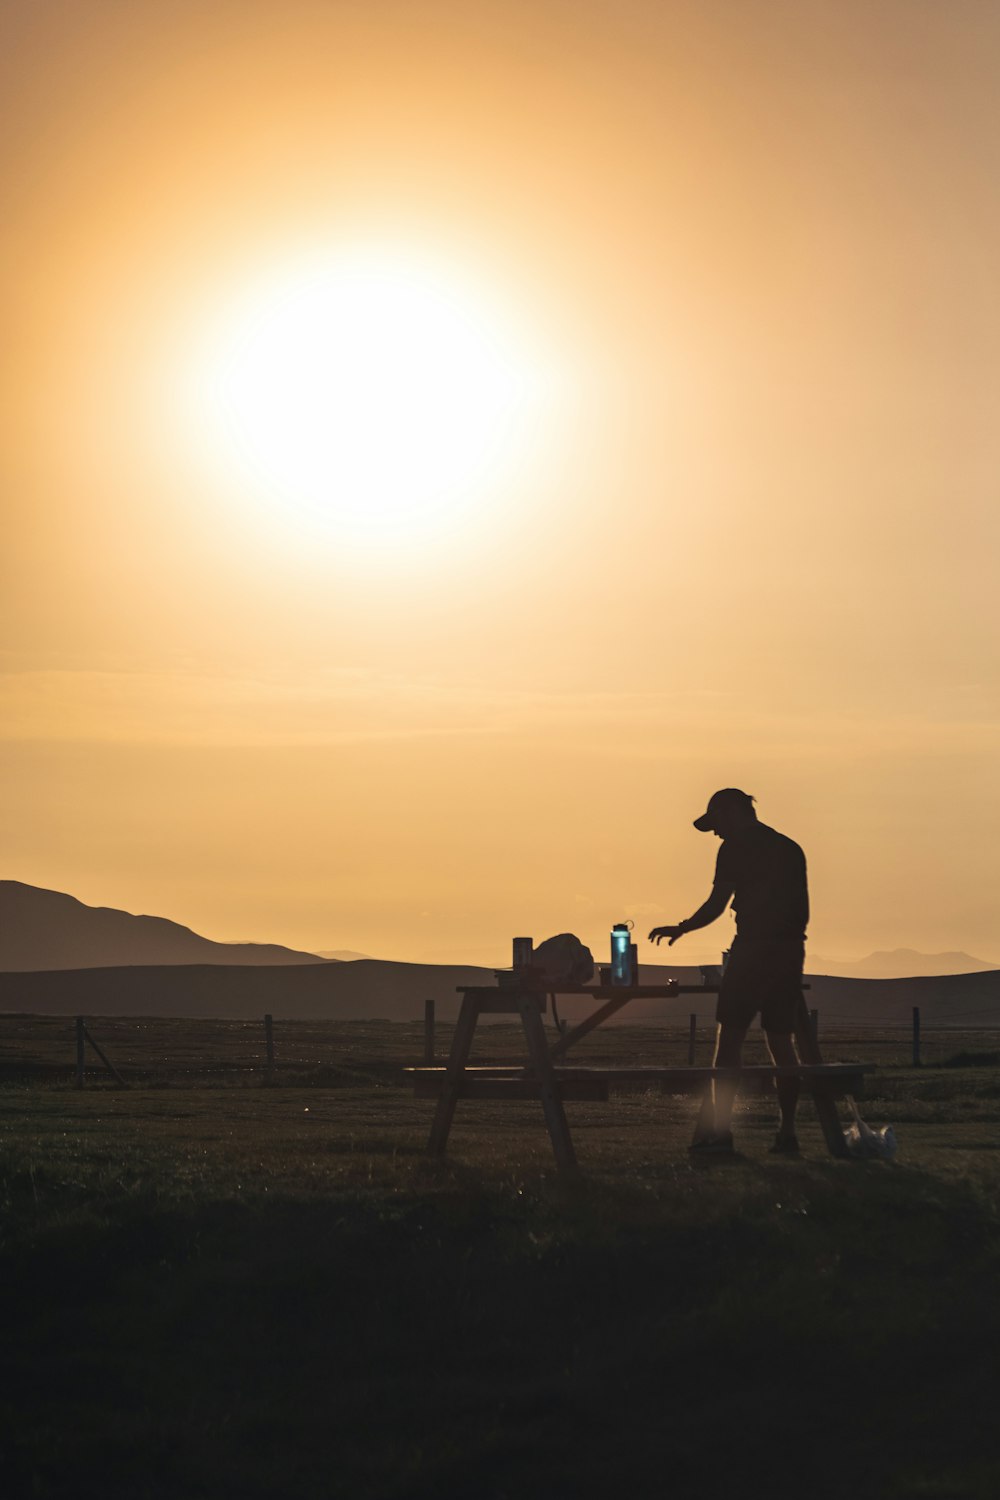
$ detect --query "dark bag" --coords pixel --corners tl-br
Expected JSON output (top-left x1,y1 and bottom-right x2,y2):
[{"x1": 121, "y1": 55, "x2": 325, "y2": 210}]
[{"x1": 530, "y1": 933, "x2": 595, "y2": 987}]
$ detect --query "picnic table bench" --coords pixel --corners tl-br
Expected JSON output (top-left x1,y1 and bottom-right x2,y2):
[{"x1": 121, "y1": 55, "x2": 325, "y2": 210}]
[{"x1": 406, "y1": 978, "x2": 873, "y2": 1171}]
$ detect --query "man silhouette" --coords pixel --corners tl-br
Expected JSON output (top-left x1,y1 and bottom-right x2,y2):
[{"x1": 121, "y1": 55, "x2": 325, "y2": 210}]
[{"x1": 649, "y1": 789, "x2": 808, "y2": 1156}]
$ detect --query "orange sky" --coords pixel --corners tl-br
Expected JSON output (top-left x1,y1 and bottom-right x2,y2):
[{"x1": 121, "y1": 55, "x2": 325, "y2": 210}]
[{"x1": 2, "y1": 0, "x2": 998, "y2": 964}]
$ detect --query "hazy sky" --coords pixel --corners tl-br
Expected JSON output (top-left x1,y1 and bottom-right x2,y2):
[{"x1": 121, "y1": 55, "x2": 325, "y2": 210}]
[{"x1": 3, "y1": 0, "x2": 998, "y2": 964}]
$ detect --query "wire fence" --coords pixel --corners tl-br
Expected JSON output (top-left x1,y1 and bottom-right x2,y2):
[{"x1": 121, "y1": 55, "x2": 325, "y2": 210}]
[{"x1": 2, "y1": 1008, "x2": 999, "y2": 1087}]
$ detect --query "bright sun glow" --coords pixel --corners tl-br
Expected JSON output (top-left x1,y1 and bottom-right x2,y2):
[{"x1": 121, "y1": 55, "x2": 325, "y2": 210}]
[{"x1": 187, "y1": 246, "x2": 551, "y2": 554}]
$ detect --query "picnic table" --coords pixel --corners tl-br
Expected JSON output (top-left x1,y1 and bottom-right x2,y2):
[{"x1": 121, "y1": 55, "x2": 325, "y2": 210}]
[{"x1": 406, "y1": 977, "x2": 872, "y2": 1171}]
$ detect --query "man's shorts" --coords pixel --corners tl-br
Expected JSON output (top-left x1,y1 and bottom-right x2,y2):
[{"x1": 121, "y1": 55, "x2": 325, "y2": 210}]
[{"x1": 716, "y1": 938, "x2": 806, "y2": 1034}]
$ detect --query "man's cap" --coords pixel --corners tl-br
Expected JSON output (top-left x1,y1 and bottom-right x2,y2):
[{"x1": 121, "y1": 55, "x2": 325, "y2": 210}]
[{"x1": 693, "y1": 788, "x2": 756, "y2": 832}]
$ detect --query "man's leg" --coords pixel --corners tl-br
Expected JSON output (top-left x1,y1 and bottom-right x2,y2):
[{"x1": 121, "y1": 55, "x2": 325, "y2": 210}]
[
  {"x1": 711, "y1": 1023, "x2": 748, "y2": 1138},
  {"x1": 765, "y1": 1029, "x2": 800, "y2": 1144}
]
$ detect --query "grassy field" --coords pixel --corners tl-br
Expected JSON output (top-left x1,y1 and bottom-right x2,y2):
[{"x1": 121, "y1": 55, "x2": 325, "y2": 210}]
[{"x1": 2, "y1": 1018, "x2": 1000, "y2": 1499}]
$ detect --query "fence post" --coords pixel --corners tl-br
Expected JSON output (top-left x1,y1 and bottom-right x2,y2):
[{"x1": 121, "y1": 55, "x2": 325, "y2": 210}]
[
  {"x1": 688, "y1": 1014, "x2": 697, "y2": 1066},
  {"x1": 76, "y1": 1016, "x2": 85, "y2": 1089},
  {"x1": 810, "y1": 1008, "x2": 819, "y2": 1045},
  {"x1": 82, "y1": 1024, "x2": 127, "y2": 1086},
  {"x1": 912, "y1": 1006, "x2": 921, "y2": 1068},
  {"x1": 264, "y1": 1014, "x2": 275, "y2": 1083},
  {"x1": 424, "y1": 999, "x2": 435, "y2": 1064}
]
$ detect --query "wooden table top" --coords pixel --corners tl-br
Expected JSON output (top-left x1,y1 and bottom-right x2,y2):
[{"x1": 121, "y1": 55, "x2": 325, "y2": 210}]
[{"x1": 457, "y1": 982, "x2": 715, "y2": 999}]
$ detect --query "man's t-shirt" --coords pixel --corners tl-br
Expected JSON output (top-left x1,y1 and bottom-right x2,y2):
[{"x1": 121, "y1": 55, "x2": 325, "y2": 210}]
[{"x1": 713, "y1": 822, "x2": 809, "y2": 942}]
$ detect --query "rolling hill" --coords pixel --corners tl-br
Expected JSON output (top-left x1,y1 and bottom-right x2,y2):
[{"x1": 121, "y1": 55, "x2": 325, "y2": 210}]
[
  {"x1": 808, "y1": 948, "x2": 998, "y2": 979},
  {"x1": 1, "y1": 957, "x2": 997, "y2": 1028},
  {"x1": 0, "y1": 882, "x2": 328, "y2": 971}
]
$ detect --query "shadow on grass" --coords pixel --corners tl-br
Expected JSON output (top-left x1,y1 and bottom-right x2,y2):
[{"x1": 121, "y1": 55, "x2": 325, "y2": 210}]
[{"x1": 2, "y1": 1156, "x2": 1000, "y2": 1499}]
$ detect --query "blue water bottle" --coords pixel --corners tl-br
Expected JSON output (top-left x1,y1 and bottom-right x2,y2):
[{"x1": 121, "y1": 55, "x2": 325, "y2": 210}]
[{"x1": 611, "y1": 923, "x2": 632, "y2": 986}]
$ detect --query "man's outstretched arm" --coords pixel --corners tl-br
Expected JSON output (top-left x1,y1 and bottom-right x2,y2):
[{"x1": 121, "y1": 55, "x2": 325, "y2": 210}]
[{"x1": 648, "y1": 883, "x2": 734, "y2": 946}]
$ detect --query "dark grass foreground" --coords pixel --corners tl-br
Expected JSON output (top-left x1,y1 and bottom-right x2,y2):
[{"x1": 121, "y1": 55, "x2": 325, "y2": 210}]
[{"x1": 3, "y1": 1115, "x2": 1000, "y2": 1500}]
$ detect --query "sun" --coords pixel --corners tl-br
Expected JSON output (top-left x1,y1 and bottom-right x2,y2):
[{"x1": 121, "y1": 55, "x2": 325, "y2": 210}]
[{"x1": 186, "y1": 245, "x2": 548, "y2": 554}]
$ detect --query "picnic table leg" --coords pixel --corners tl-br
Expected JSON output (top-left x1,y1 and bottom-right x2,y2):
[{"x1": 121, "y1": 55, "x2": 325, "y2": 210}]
[
  {"x1": 807, "y1": 1082, "x2": 850, "y2": 1158},
  {"x1": 793, "y1": 993, "x2": 849, "y2": 1159},
  {"x1": 427, "y1": 993, "x2": 480, "y2": 1156},
  {"x1": 518, "y1": 994, "x2": 577, "y2": 1173}
]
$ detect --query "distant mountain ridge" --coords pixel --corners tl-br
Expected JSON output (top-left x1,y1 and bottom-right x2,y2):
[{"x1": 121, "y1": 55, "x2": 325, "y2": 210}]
[
  {"x1": 5, "y1": 879, "x2": 996, "y2": 989},
  {"x1": 809, "y1": 948, "x2": 997, "y2": 979},
  {"x1": 0, "y1": 882, "x2": 328, "y2": 971}
]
